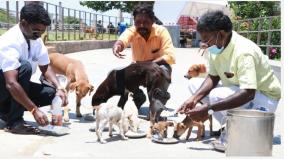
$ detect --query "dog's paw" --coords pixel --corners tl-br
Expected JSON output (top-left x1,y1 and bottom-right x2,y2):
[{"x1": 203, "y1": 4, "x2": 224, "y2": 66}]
[
  {"x1": 146, "y1": 133, "x2": 152, "y2": 138},
  {"x1": 194, "y1": 138, "x2": 201, "y2": 141},
  {"x1": 63, "y1": 116, "x2": 70, "y2": 122},
  {"x1": 76, "y1": 113, "x2": 83, "y2": 118},
  {"x1": 121, "y1": 135, "x2": 128, "y2": 140}
]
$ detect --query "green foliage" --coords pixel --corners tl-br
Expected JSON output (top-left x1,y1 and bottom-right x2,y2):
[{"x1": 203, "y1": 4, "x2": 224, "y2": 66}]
[
  {"x1": 79, "y1": 1, "x2": 154, "y2": 13},
  {"x1": 229, "y1": 1, "x2": 280, "y2": 19},
  {"x1": 64, "y1": 17, "x2": 80, "y2": 24},
  {"x1": 0, "y1": 9, "x2": 16, "y2": 23},
  {"x1": 229, "y1": 1, "x2": 281, "y2": 60}
]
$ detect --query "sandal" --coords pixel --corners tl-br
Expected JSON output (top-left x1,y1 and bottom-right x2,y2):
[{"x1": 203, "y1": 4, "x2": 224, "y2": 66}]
[{"x1": 5, "y1": 122, "x2": 40, "y2": 135}]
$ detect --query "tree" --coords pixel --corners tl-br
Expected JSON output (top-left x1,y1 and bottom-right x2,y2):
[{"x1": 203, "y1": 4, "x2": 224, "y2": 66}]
[
  {"x1": 229, "y1": 1, "x2": 280, "y2": 19},
  {"x1": 79, "y1": 1, "x2": 163, "y2": 24},
  {"x1": 64, "y1": 17, "x2": 80, "y2": 24},
  {"x1": 79, "y1": 1, "x2": 154, "y2": 13}
]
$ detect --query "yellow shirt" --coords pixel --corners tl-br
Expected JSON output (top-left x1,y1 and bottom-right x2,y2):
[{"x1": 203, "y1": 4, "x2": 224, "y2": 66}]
[
  {"x1": 118, "y1": 24, "x2": 175, "y2": 65},
  {"x1": 209, "y1": 31, "x2": 281, "y2": 100}
]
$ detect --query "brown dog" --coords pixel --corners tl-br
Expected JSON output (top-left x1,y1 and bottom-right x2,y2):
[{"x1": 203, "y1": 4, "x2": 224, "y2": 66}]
[
  {"x1": 49, "y1": 53, "x2": 94, "y2": 120},
  {"x1": 152, "y1": 121, "x2": 174, "y2": 139},
  {"x1": 173, "y1": 115, "x2": 213, "y2": 141},
  {"x1": 184, "y1": 64, "x2": 207, "y2": 79}
]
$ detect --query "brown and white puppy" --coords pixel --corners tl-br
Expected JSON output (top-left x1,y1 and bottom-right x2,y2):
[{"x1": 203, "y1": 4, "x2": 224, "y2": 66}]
[
  {"x1": 95, "y1": 103, "x2": 128, "y2": 144},
  {"x1": 152, "y1": 121, "x2": 174, "y2": 140},
  {"x1": 173, "y1": 115, "x2": 213, "y2": 141},
  {"x1": 49, "y1": 53, "x2": 94, "y2": 121},
  {"x1": 184, "y1": 64, "x2": 207, "y2": 79}
]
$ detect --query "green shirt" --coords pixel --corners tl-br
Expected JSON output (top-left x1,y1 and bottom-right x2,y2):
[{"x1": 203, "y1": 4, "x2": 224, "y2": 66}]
[{"x1": 209, "y1": 31, "x2": 281, "y2": 100}]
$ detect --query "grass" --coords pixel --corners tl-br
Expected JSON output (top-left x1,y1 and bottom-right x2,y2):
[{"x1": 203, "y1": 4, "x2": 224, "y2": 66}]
[{"x1": 0, "y1": 28, "x2": 118, "y2": 41}]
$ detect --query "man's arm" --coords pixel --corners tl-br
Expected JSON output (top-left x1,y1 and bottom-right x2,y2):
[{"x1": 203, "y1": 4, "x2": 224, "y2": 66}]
[
  {"x1": 4, "y1": 70, "x2": 37, "y2": 112},
  {"x1": 185, "y1": 89, "x2": 256, "y2": 121},
  {"x1": 39, "y1": 64, "x2": 60, "y2": 89},
  {"x1": 4, "y1": 70, "x2": 49, "y2": 126},
  {"x1": 207, "y1": 89, "x2": 255, "y2": 111},
  {"x1": 192, "y1": 74, "x2": 220, "y2": 104},
  {"x1": 178, "y1": 74, "x2": 220, "y2": 113},
  {"x1": 39, "y1": 64, "x2": 67, "y2": 105},
  {"x1": 112, "y1": 40, "x2": 125, "y2": 58}
]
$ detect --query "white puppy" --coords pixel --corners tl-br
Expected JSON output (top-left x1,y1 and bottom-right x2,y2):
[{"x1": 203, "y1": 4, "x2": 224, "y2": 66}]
[
  {"x1": 123, "y1": 94, "x2": 141, "y2": 132},
  {"x1": 95, "y1": 103, "x2": 128, "y2": 144}
]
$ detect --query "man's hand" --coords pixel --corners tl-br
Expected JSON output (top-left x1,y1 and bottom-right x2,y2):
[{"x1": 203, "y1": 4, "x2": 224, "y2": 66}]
[
  {"x1": 184, "y1": 104, "x2": 209, "y2": 122},
  {"x1": 176, "y1": 96, "x2": 197, "y2": 114},
  {"x1": 56, "y1": 89, "x2": 68, "y2": 106},
  {"x1": 33, "y1": 108, "x2": 49, "y2": 126},
  {"x1": 112, "y1": 41, "x2": 125, "y2": 59}
]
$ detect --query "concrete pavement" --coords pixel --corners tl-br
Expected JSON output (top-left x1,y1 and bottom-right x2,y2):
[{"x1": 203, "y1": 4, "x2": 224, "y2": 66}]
[{"x1": 0, "y1": 48, "x2": 282, "y2": 158}]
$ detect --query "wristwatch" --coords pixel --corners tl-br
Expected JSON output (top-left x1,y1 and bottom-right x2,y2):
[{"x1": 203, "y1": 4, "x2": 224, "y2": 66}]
[{"x1": 207, "y1": 105, "x2": 214, "y2": 115}]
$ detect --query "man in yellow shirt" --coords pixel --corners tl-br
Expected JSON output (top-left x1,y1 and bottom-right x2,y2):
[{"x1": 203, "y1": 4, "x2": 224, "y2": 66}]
[
  {"x1": 113, "y1": 4, "x2": 175, "y2": 109},
  {"x1": 177, "y1": 10, "x2": 280, "y2": 150}
]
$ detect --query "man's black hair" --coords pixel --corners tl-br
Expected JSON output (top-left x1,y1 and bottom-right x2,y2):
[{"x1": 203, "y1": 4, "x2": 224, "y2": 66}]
[
  {"x1": 20, "y1": 3, "x2": 51, "y2": 25},
  {"x1": 197, "y1": 10, "x2": 232, "y2": 32},
  {"x1": 133, "y1": 4, "x2": 155, "y2": 21}
]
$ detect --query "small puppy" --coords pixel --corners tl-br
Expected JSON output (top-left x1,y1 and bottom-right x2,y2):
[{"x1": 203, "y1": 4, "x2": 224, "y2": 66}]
[
  {"x1": 173, "y1": 115, "x2": 212, "y2": 141},
  {"x1": 95, "y1": 103, "x2": 128, "y2": 144},
  {"x1": 152, "y1": 121, "x2": 174, "y2": 140},
  {"x1": 123, "y1": 94, "x2": 141, "y2": 132},
  {"x1": 184, "y1": 64, "x2": 207, "y2": 79}
]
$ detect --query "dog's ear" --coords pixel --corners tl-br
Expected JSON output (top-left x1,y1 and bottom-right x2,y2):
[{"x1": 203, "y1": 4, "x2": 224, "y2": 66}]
[
  {"x1": 69, "y1": 82, "x2": 78, "y2": 92},
  {"x1": 88, "y1": 84, "x2": 94, "y2": 96},
  {"x1": 193, "y1": 65, "x2": 200, "y2": 71}
]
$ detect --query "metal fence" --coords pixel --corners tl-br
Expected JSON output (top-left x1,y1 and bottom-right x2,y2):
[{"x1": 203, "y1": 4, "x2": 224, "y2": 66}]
[
  {"x1": 233, "y1": 16, "x2": 281, "y2": 58},
  {"x1": 0, "y1": 1, "x2": 133, "y2": 42},
  {"x1": 175, "y1": 15, "x2": 281, "y2": 59}
]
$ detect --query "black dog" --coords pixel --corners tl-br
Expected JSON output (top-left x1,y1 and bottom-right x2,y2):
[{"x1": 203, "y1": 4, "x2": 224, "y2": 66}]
[{"x1": 92, "y1": 61, "x2": 171, "y2": 125}]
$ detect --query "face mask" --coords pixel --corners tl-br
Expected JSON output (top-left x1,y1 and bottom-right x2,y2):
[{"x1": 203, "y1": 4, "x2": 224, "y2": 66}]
[
  {"x1": 208, "y1": 45, "x2": 224, "y2": 55},
  {"x1": 207, "y1": 32, "x2": 224, "y2": 55}
]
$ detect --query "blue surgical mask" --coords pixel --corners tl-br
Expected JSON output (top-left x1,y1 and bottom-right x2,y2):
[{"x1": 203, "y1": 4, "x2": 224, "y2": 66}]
[
  {"x1": 208, "y1": 45, "x2": 224, "y2": 55},
  {"x1": 207, "y1": 32, "x2": 224, "y2": 55}
]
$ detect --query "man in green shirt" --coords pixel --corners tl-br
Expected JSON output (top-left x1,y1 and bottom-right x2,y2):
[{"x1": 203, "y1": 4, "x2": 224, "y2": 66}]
[{"x1": 178, "y1": 10, "x2": 280, "y2": 131}]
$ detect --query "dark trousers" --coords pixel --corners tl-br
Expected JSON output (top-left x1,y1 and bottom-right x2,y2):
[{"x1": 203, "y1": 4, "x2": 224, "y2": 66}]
[{"x1": 0, "y1": 60, "x2": 56, "y2": 127}]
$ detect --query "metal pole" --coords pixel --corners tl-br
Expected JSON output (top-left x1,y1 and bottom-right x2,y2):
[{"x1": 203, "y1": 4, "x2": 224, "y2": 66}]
[
  {"x1": 84, "y1": 11, "x2": 87, "y2": 39},
  {"x1": 62, "y1": 7, "x2": 64, "y2": 40},
  {"x1": 102, "y1": 15, "x2": 104, "y2": 40},
  {"x1": 89, "y1": 12, "x2": 91, "y2": 39},
  {"x1": 68, "y1": 8, "x2": 70, "y2": 40},
  {"x1": 6, "y1": 1, "x2": 10, "y2": 29},
  {"x1": 16, "y1": 1, "x2": 19, "y2": 23},
  {"x1": 108, "y1": 16, "x2": 111, "y2": 40},
  {"x1": 74, "y1": 10, "x2": 76, "y2": 40},
  {"x1": 79, "y1": 11, "x2": 81, "y2": 40},
  {"x1": 46, "y1": 3, "x2": 49, "y2": 41},
  {"x1": 55, "y1": 5, "x2": 58, "y2": 41}
]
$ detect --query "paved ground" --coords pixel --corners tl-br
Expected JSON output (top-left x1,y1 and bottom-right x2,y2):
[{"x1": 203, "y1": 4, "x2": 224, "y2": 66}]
[{"x1": 0, "y1": 48, "x2": 283, "y2": 158}]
